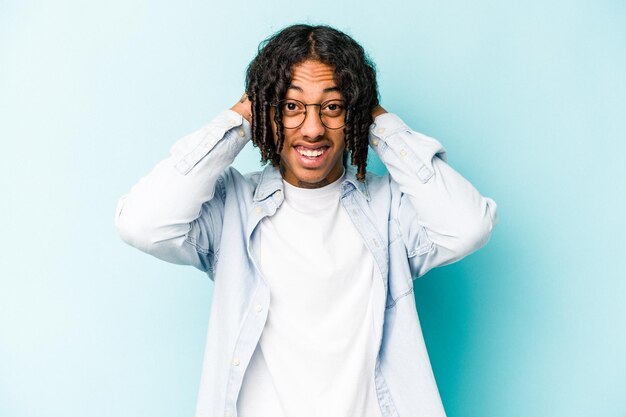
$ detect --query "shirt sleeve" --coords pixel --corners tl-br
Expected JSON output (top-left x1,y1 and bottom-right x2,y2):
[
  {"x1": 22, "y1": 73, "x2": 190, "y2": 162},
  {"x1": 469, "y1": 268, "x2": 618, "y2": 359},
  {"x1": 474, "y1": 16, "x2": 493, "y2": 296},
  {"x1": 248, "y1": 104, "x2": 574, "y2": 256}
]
[
  {"x1": 115, "y1": 110, "x2": 251, "y2": 275},
  {"x1": 369, "y1": 113, "x2": 498, "y2": 278}
]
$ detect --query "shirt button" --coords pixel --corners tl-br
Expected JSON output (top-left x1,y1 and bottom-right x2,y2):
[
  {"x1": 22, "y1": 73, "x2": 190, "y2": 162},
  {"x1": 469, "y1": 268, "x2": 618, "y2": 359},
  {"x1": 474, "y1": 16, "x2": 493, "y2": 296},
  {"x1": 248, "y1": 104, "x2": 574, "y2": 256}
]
[
  {"x1": 228, "y1": 119, "x2": 237, "y2": 126},
  {"x1": 232, "y1": 358, "x2": 240, "y2": 366},
  {"x1": 376, "y1": 128, "x2": 385, "y2": 134},
  {"x1": 372, "y1": 139, "x2": 379, "y2": 146},
  {"x1": 255, "y1": 304, "x2": 263, "y2": 313},
  {"x1": 225, "y1": 413, "x2": 232, "y2": 417},
  {"x1": 274, "y1": 190, "x2": 282, "y2": 199},
  {"x1": 400, "y1": 149, "x2": 407, "y2": 157},
  {"x1": 255, "y1": 207, "x2": 261, "y2": 214},
  {"x1": 238, "y1": 128, "x2": 245, "y2": 137}
]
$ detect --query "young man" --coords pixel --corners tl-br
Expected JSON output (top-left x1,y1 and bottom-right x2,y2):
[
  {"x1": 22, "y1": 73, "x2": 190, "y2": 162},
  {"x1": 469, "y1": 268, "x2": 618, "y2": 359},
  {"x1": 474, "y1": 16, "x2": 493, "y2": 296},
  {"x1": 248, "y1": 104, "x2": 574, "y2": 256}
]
[{"x1": 116, "y1": 24, "x2": 497, "y2": 417}]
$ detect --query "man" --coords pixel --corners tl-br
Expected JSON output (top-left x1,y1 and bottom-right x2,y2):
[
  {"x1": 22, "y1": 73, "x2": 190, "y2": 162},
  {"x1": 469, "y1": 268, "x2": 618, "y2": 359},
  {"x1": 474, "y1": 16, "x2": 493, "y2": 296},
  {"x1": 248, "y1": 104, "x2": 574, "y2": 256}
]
[{"x1": 116, "y1": 24, "x2": 497, "y2": 417}]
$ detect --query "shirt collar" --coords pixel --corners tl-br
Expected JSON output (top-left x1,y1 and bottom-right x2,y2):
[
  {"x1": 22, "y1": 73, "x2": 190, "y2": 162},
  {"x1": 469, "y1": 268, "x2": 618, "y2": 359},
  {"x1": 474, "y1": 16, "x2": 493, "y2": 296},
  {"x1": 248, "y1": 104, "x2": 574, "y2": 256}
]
[
  {"x1": 253, "y1": 164, "x2": 370, "y2": 202},
  {"x1": 341, "y1": 164, "x2": 371, "y2": 201}
]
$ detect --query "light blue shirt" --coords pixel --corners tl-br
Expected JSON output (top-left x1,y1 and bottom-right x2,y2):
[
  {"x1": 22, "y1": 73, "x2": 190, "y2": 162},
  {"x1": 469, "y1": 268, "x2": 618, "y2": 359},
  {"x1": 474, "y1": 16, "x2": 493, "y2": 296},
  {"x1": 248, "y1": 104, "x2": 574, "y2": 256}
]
[{"x1": 115, "y1": 110, "x2": 498, "y2": 417}]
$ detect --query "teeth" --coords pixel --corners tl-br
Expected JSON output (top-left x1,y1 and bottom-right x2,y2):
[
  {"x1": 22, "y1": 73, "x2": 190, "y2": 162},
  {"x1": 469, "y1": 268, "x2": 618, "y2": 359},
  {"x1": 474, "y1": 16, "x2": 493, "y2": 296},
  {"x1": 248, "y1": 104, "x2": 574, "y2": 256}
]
[{"x1": 297, "y1": 147, "x2": 324, "y2": 157}]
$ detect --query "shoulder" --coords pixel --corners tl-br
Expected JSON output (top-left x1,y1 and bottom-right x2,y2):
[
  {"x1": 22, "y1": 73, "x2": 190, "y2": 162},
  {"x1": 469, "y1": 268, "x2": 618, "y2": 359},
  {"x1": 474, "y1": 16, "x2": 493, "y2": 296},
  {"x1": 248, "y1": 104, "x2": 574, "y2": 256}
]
[
  {"x1": 212, "y1": 167, "x2": 263, "y2": 202},
  {"x1": 242, "y1": 169, "x2": 264, "y2": 187},
  {"x1": 343, "y1": 165, "x2": 393, "y2": 203},
  {"x1": 363, "y1": 169, "x2": 388, "y2": 188}
]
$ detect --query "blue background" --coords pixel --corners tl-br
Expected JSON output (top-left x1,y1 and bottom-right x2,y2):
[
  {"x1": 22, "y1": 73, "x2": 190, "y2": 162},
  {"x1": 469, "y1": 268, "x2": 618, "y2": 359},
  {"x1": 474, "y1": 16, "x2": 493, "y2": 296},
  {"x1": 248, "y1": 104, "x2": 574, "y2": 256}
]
[{"x1": 1, "y1": 1, "x2": 625, "y2": 416}]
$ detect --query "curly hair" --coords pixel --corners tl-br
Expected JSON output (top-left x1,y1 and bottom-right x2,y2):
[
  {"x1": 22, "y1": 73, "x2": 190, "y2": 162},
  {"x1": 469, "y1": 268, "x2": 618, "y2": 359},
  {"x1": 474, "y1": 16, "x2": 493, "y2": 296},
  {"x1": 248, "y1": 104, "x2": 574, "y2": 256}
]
[{"x1": 245, "y1": 24, "x2": 379, "y2": 181}]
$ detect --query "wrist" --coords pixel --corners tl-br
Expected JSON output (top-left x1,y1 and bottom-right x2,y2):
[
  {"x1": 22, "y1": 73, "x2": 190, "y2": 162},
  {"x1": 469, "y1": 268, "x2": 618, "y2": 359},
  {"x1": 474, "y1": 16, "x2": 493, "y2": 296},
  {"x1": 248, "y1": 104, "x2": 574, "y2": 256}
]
[
  {"x1": 371, "y1": 105, "x2": 388, "y2": 120},
  {"x1": 230, "y1": 93, "x2": 252, "y2": 124}
]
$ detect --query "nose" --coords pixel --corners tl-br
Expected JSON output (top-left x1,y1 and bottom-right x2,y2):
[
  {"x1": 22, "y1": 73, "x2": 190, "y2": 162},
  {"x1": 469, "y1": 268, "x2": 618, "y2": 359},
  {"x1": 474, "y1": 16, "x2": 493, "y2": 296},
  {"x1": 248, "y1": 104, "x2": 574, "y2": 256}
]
[{"x1": 299, "y1": 109, "x2": 326, "y2": 139}]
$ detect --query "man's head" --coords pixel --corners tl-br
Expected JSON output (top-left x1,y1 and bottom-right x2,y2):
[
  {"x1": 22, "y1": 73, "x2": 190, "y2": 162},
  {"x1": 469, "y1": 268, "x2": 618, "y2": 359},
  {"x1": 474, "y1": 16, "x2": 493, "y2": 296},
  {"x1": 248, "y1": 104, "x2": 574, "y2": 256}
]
[{"x1": 245, "y1": 24, "x2": 379, "y2": 185}]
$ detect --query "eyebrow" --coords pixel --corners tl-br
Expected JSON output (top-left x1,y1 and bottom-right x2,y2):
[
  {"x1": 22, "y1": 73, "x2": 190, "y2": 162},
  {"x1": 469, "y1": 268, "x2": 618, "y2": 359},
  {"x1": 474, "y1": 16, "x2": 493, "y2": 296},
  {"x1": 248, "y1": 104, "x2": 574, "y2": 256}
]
[{"x1": 287, "y1": 85, "x2": 341, "y2": 93}]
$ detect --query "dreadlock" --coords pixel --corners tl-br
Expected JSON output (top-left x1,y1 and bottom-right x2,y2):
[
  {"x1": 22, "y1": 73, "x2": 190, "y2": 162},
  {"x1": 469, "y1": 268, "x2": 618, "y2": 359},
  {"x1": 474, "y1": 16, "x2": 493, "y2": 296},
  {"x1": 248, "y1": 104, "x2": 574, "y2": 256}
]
[{"x1": 245, "y1": 24, "x2": 379, "y2": 181}]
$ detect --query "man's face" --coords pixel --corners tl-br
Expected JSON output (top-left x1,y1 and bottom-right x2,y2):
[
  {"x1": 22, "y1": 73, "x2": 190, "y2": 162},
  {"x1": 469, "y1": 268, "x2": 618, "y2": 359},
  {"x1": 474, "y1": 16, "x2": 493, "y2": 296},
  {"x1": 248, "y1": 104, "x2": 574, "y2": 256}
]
[{"x1": 272, "y1": 59, "x2": 346, "y2": 188}]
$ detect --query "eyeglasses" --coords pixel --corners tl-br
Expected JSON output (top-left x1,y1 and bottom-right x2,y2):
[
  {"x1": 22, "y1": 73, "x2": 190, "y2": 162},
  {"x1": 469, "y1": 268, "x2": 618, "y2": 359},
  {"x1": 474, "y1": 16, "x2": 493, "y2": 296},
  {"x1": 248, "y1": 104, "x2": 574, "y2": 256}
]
[{"x1": 270, "y1": 99, "x2": 347, "y2": 130}]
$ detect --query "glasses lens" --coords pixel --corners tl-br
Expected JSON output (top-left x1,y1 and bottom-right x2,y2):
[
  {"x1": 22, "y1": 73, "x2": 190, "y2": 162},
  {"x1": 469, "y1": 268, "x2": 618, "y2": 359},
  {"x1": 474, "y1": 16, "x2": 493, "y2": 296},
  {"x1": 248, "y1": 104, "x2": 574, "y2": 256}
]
[
  {"x1": 279, "y1": 100, "x2": 306, "y2": 129},
  {"x1": 320, "y1": 100, "x2": 346, "y2": 129}
]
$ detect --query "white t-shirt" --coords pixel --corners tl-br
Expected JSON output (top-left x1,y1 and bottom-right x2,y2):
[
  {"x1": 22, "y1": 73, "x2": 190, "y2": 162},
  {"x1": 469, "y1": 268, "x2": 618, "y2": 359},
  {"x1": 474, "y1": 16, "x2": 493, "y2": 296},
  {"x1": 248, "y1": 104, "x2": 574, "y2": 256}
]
[{"x1": 237, "y1": 172, "x2": 383, "y2": 417}]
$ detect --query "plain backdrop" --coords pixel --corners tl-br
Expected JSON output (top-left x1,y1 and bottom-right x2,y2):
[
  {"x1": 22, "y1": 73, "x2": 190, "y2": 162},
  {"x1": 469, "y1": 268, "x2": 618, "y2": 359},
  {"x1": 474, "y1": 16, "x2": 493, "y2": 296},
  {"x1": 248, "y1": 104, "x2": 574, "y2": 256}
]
[{"x1": 1, "y1": 1, "x2": 625, "y2": 416}]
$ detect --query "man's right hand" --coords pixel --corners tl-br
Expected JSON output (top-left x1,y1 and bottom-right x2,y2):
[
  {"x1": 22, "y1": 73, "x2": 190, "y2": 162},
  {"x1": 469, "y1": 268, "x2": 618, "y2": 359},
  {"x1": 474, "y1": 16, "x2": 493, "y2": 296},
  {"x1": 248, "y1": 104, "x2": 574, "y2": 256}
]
[{"x1": 230, "y1": 93, "x2": 252, "y2": 125}]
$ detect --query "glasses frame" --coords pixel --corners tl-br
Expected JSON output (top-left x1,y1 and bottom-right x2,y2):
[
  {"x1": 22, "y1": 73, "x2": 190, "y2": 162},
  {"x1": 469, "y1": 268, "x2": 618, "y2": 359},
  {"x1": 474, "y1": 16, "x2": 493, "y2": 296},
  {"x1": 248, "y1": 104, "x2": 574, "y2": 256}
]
[{"x1": 269, "y1": 98, "x2": 348, "y2": 130}]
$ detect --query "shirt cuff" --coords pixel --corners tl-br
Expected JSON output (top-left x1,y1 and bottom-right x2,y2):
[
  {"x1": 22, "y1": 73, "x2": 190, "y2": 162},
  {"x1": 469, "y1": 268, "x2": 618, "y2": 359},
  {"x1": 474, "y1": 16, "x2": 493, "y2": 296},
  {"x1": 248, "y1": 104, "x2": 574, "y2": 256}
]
[
  {"x1": 171, "y1": 110, "x2": 251, "y2": 175},
  {"x1": 368, "y1": 113, "x2": 448, "y2": 183}
]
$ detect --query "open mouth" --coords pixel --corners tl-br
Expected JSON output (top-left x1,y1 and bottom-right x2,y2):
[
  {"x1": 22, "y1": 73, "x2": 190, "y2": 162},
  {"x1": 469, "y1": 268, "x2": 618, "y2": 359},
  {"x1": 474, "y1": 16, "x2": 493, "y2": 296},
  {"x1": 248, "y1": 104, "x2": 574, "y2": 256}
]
[{"x1": 295, "y1": 145, "x2": 329, "y2": 159}]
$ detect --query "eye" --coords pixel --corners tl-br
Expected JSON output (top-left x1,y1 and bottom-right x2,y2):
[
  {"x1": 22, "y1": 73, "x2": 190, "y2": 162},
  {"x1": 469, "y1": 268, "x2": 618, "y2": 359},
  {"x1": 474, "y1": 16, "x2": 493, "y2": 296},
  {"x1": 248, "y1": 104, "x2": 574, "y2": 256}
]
[
  {"x1": 322, "y1": 101, "x2": 345, "y2": 116},
  {"x1": 281, "y1": 100, "x2": 303, "y2": 114}
]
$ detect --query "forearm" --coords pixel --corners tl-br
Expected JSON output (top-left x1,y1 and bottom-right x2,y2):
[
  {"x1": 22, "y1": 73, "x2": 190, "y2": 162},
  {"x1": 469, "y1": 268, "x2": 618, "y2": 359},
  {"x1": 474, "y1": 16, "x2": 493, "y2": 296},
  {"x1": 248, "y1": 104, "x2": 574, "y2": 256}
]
[
  {"x1": 115, "y1": 110, "x2": 250, "y2": 266},
  {"x1": 369, "y1": 113, "x2": 498, "y2": 269}
]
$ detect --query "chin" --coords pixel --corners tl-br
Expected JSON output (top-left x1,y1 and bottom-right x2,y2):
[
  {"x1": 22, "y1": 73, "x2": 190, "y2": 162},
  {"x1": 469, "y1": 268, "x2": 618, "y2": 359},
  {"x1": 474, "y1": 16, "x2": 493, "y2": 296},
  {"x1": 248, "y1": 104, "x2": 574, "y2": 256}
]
[{"x1": 296, "y1": 172, "x2": 329, "y2": 184}]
